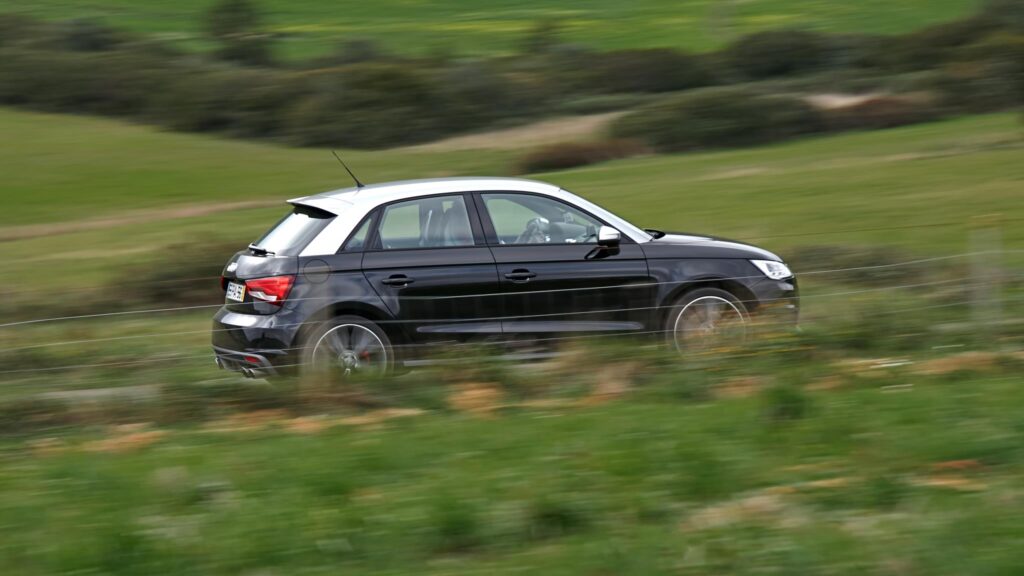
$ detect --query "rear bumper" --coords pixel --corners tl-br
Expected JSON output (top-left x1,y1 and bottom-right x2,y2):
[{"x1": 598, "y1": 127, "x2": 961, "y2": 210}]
[
  {"x1": 213, "y1": 346, "x2": 284, "y2": 378},
  {"x1": 211, "y1": 306, "x2": 304, "y2": 376}
]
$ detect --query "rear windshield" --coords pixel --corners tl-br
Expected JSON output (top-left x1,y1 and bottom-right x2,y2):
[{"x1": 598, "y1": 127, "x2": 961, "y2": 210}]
[{"x1": 252, "y1": 205, "x2": 335, "y2": 256}]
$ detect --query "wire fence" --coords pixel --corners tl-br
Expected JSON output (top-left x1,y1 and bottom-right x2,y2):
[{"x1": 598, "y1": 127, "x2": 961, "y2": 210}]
[
  {"x1": 4, "y1": 250, "x2": 1021, "y2": 330},
  {"x1": 0, "y1": 235, "x2": 1020, "y2": 380}
]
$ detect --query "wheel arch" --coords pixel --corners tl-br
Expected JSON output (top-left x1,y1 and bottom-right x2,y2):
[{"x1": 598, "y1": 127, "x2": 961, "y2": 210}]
[
  {"x1": 660, "y1": 277, "x2": 759, "y2": 327},
  {"x1": 295, "y1": 300, "x2": 406, "y2": 352}
]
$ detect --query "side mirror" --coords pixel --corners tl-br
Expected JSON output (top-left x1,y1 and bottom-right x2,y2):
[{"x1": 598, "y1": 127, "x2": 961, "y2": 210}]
[{"x1": 597, "y1": 225, "x2": 620, "y2": 248}]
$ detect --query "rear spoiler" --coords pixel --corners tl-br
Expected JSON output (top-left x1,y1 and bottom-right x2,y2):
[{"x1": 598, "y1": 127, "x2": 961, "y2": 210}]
[{"x1": 287, "y1": 195, "x2": 352, "y2": 216}]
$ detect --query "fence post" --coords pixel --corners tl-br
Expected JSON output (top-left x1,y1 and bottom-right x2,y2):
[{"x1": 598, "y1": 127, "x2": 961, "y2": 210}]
[{"x1": 968, "y1": 215, "x2": 1003, "y2": 347}]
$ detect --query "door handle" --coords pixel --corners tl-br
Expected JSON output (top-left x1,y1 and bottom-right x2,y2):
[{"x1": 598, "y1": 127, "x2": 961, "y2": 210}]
[
  {"x1": 504, "y1": 269, "x2": 536, "y2": 282},
  {"x1": 381, "y1": 274, "x2": 414, "y2": 286}
]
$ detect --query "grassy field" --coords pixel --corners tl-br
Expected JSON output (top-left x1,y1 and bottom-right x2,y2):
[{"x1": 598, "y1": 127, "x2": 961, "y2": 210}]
[
  {"x1": 1, "y1": 105, "x2": 1023, "y2": 573},
  {"x1": 1, "y1": 108, "x2": 1021, "y2": 297},
  {"x1": 2, "y1": 369, "x2": 1023, "y2": 574},
  {"x1": 0, "y1": 0, "x2": 981, "y2": 58}
]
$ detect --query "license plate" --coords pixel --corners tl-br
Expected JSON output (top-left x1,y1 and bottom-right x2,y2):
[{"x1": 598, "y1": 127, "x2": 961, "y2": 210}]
[{"x1": 226, "y1": 281, "x2": 246, "y2": 302}]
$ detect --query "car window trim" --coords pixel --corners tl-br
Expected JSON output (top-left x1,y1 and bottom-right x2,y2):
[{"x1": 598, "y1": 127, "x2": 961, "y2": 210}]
[
  {"x1": 362, "y1": 192, "x2": 486, "y2": 253},
  {"x1": 473, "y1": 191, "x2": 633, "y2": 247}
]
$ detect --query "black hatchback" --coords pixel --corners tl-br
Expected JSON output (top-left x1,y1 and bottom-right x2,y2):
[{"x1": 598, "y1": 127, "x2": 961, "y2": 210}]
[{"x1": 212, "y1": 177, "x2": 797, "y2": 379}]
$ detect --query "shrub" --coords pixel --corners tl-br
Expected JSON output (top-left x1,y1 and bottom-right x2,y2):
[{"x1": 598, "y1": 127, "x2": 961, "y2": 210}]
[
  {"x1": 526, "y1": 497, "x2": 591, "y2": 540},
  {"x1": 115, "y1": 239, "x2": 240, "y2": 308},
  {"x1": 286, "y1": 63, "x2": 449, "y2": 148},
  {"x1": 553, "y1": 93, "x2": 657, "y2": 115},
  {"x1": 205, "y1": 0, "x2": 274, "y2": 66},
  {"x1": 761, "y1": 382, "x2": 810, "y2": 423},
  {"x1": 430, "y1": 497, "x2": 483, "y2": 553},
  {"x1": 611, "y1": 86, "x2": 823, "y2": 152},
  {"x1": 935, "y1": 32, "x2": 1024, "y2": 113},
  {"x1": 54, "y1": 18, "x2": 126, "y2": 52},
  {"x1": 867, "y1": 14, "x2": 1004, "y2": 72},
  {"x1": 435, "y1": 61, "x2": 548, "y2": 131},
  {"x1": 817, "y1": 94, "x2": 944, "y2": 132},
  {"x1": 723, "y1": 30, "x2": 834, "y2": 80},
  {"x1": 515, "y1": 139, "x2": 648, "y2": 173},
  {"x1": 0, "y1": 398, "x2": 73, "y2": 434},
  {"x1": 580, "y1": 48, "x2": 717, "y2": 93}
]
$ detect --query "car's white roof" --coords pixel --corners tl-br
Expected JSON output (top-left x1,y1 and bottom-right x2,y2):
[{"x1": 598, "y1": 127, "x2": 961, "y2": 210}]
[
  {"x1": 290, "y1": 177, "x2": 651, "y2": 255},
  {"x1": 291, "y1": 177, "x2": 560, "y2": 213}
]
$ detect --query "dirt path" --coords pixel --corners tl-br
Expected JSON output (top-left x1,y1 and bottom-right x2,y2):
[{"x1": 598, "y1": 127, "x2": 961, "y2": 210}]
[
  {"x1": 0, "y1": 199, "x2": 280, "y2": 243},
  {"x1": 404, "y1": 112, "x2": 626, "y2": 152}
]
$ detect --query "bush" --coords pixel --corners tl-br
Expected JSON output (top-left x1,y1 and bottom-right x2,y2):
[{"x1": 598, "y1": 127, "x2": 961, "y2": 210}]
[
  {"x1": 723, "y1": 30, "x2": 834, "y2": 80},
  {"x1": 515, "y1": 139, "x2": 648, "y2": 173},
  {"x1": 553, "y1": 93, "x2": 657, "y2": 115},
  {"x1": 817, "y1": 94, "x2": 944, "y2": 132},
  {"x1": 0, "y1": 398, "x2": 73, "y2": 434},
  {"x1": 115, "y1": 239, "x2": 241, "y2": 308},
  {"x1": 205, "y1": 0, "x2": 274, "y2": 66},
  {"x1": 286, "y1": 63, "x2": 449, "y2": 148},
  {"x1": 580, "y1": 48, "x2": 717, "y2": 93},
  {"x1": 935, "y1": 32, "x2": 1024, "y2": 113},
  {"x1": 611, "y1": 86, "x2": 823, "y2": 152},
  {"x1": 761, "y1": 382, "x2": 810, "y2": 423},
  {"x1": 866, "y1": 14, "x2": 1004, "y2": 72},
  {"x1": 435, "y1": 61, "x2": 548, "y2": 131},
  {"x1": 54, "y1": 18, "x2": 126, "y2": 52}
]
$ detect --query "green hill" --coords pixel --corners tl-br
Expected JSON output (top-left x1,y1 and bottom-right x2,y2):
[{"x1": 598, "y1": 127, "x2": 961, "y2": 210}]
[{"x1": 2, "y1": 0, "x2": 980, "y2": 58}]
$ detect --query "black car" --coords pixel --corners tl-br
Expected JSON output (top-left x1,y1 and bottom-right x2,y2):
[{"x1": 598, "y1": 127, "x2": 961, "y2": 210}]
[{"x1": 212, "y1": 177, "x2": 798, "y2": 379}]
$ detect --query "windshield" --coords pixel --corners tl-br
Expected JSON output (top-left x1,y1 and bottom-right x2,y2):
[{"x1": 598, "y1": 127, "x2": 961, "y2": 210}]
[{"x1": 252, "y1": 205, "x2": 335, "y2": 256}]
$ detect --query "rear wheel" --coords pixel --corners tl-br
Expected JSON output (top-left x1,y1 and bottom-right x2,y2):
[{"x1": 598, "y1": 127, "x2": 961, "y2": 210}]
[
  {"x1": 300, "y1": 315, "x2": 393, "y2": 381},
  {"x1": 666, "y1": 288, "x2": 749, "y2": 353}
]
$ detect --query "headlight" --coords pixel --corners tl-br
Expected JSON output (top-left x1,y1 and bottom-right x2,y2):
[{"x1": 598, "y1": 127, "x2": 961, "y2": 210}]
[{"x1": 750, "y1": 259, "x2": 793, "y2": 280}]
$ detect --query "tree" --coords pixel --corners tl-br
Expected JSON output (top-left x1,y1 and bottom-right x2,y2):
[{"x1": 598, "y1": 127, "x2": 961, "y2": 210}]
[{"x1": 204, "y1": 0, "x2": 272, "y2": 66}]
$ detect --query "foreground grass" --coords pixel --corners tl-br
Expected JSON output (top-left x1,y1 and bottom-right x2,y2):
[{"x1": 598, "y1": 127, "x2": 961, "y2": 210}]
[
  {"x1": 1, "y1": 0, "x2": 978, "y2": 59},
  {"x1": 1, "y1": 370, "x2": 1022, "y2": 574}
]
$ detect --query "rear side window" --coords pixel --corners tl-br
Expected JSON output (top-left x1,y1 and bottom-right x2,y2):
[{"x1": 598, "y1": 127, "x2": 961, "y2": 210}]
[
  {"x1": 252, "y1": 205, "x2": 335, "y2": 256},
  {"x1": 375, "y1": 195, "x2": 474, "y2": 250}
]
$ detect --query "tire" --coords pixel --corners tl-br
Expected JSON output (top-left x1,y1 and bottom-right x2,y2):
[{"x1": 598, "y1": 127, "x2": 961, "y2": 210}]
[
  {"x1": 300, "y1": 315, "x2": 394, "y2": 381},
  {"x1": 665, "y1": 287, "x2": 749, "y2": 353}
]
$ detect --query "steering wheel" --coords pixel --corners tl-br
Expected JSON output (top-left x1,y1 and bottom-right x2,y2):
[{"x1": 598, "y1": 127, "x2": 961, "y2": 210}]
[{"x1": 515, "y1": 217, "x2": 550, "y2": 244}]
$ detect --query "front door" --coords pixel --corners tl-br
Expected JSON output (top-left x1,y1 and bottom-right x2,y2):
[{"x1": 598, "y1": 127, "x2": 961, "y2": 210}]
[
  {"x1": 475, "y1": 192, "x2": 654, "y2": 337},
  {"x1": 362, "y1": 193, "x2": 503, "y2": 345}
]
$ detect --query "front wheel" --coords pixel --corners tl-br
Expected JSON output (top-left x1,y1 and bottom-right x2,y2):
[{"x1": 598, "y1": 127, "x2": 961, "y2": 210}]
[
  {"x1": 665, "y1": 288, "x2": 749, "y2": 353},
  {"x1": 300, "y1": 315, "x2": 393, "y2": 381}
]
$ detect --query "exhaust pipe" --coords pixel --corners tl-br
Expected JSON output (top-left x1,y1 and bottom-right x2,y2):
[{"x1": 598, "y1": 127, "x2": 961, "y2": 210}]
[{"x1": 241, "y1": 367, "x2": 255, "y2": 379}]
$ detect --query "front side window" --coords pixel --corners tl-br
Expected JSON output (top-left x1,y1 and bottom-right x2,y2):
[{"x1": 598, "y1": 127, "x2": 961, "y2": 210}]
[
  {"x1": 376, "y1": 195, "x2": 475, "y2": 250},
  {"x1": 481, "y1": 193, "x2": 603, "y2": 245},
  {"x1": 252, "y1": 205, "x2": 335, "y2": 256}
]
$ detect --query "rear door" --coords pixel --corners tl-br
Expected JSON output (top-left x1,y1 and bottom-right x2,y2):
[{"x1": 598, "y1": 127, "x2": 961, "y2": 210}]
[
  {"x1": 475, "y1": 192, "x2": 654, "y2": 336},
  {"x1": 361, "y1": 193, "x2": 502, "y2": 345}
]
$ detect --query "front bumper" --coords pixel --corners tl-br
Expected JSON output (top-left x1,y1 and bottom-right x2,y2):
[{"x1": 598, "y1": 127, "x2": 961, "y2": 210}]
[{"x1": 748, "y1": 276, "x2": 800, "y2": 327}]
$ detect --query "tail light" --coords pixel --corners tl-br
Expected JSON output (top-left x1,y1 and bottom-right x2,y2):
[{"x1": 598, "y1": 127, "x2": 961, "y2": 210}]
[{"x1": 245, "y1": 275, "x2": 295, "y2": 306}]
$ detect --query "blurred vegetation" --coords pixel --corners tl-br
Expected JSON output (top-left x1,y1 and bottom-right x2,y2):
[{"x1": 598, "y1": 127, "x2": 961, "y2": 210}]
[
  {"x1": 0, "y1": 1, "x2": 1020, "y2": 149},
  {"x1": 515, "y1": 139, "x2": 648, "y2": 173},
  {"x1": 0, "y1": 3, "x2": 1022, "y2": 573},
  {"x1": 0, "y1": 0, "x2": 984, "y2": 58},
  {"x1": 611, "y1": 87, "x2": 823, "y2": 152}
]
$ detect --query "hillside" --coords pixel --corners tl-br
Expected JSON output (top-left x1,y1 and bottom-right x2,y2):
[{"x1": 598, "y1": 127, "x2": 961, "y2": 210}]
[{"x1": 2, "y1": 0, "x2": 980, "y2": 58}]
